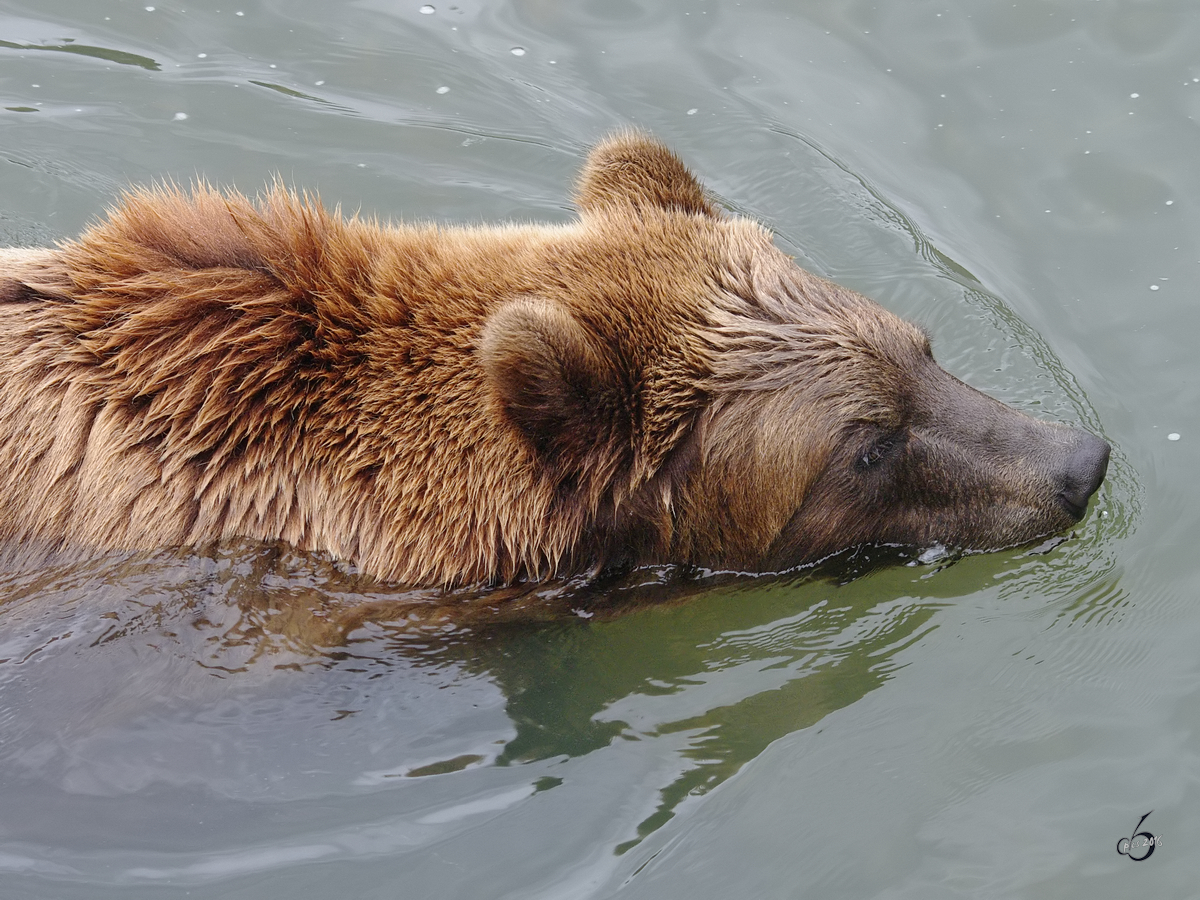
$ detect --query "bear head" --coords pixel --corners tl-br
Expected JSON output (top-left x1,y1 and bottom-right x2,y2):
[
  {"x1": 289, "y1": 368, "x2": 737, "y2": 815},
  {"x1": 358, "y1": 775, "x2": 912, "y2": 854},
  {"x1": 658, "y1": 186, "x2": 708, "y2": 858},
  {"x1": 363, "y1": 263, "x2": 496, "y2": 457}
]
[{"x1": 480, "y1": 133, "x2": 1110, "y2": 576}]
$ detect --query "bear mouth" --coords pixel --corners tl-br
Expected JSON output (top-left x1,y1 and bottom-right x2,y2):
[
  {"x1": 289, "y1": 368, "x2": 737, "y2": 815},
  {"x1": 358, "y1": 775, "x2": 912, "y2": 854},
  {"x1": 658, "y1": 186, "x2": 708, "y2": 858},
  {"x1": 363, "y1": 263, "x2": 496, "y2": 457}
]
[{"x1": 1056, "y1": 491, "x2": 1090, "y2": 521}]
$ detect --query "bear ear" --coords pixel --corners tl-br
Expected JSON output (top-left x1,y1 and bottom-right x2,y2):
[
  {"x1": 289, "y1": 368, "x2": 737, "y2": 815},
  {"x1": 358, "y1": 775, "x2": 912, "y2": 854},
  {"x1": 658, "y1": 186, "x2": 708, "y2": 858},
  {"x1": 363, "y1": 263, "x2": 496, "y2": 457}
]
[
  {"x1": 574, "y1": 132, "x2": 718, "y2": 218},
  {"x1": 479, "y1": 297, "x2": 631, "y2": 463}
]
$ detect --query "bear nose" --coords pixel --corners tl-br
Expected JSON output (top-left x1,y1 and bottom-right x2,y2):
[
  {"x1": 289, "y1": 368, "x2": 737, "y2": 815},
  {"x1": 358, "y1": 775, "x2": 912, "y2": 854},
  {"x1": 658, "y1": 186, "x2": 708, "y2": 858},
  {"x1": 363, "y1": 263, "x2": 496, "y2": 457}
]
[{"x1": 1056, "y1": 431, "x2": 1110, "y2": 519}]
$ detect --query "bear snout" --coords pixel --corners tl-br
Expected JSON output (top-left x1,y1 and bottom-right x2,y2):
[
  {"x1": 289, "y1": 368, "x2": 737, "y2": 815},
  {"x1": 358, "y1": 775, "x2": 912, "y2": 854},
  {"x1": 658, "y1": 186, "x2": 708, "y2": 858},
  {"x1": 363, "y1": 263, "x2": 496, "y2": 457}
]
[{"x1": 1054, "y1": 431, "x2": 1111, "y2": 520}]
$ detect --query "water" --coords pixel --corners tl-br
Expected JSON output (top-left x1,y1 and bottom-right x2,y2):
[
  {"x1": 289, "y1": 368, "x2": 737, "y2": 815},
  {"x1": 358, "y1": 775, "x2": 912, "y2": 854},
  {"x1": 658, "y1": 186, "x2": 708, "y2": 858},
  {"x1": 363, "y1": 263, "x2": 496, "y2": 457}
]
[{"x1": 0, "y1": 1, "x2": 1194, "y2": 896}]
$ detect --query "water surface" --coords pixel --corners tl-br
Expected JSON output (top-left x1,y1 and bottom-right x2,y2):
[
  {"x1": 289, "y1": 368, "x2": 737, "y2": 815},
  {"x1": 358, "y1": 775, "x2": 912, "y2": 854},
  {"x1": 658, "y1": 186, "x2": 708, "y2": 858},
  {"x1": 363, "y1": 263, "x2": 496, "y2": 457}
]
[{"x1": 0, "y1": 1, "x2": 1193, "y2": 897}]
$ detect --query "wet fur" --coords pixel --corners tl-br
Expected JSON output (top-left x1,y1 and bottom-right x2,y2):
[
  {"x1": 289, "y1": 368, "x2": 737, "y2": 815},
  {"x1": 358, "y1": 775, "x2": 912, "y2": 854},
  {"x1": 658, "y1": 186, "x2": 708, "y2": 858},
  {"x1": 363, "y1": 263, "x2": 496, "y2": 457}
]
[{"x1": 0, "y1": 134, "x2": 1105, "y2": 587}]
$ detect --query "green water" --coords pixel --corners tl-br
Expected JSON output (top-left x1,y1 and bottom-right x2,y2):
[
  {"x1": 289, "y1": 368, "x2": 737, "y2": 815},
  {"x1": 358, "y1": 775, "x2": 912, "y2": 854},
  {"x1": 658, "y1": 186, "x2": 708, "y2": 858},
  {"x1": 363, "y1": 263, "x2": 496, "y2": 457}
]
[{"x1": 0, "y1": 1, "x2": 1193, "y2": 897}]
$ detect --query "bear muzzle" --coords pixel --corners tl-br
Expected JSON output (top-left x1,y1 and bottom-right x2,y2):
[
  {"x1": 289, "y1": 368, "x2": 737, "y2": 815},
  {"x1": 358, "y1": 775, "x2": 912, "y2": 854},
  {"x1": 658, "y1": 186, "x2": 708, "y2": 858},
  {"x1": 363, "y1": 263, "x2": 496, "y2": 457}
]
[{"x1": 1054, "y1": 430, "x2": 1110, "y2": 520}]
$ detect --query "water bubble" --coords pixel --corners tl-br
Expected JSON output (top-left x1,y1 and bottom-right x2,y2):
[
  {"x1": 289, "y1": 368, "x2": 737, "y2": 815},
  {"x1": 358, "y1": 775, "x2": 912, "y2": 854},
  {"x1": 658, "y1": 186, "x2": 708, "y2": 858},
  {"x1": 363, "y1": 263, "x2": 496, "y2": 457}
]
[
  {"x1": 511, "y1": 47, "x2": 526, "y2": 56},
  {"x1": 686, "y1": 108, "x2": 698, "y2": 115},
  {"x1": 1150, "y1": 285, "x2": 1160, "y2": 291},
  {"x1": 197, "y1": 53, "x2": 207, "y2": 58},
  {"x1": 144, "y1": 5, "x2": 155, "y2": 9},
  {"x1": 1130, "y1": 92, "x2": 1139, "y2": 98},
  {"x1": 436, "y1": 85, "x2": 449, "y2": 94},
  {"x1": 173, "y1": 112, "x2": 188, "y2": 120},
  {"x1": 918, "y1": 544, "x2": 948, "y2": 565},
  {"x1": 419, "y1": 5, "x2": 435, "y2": 13},
  {"x1": 1169, "y1": 433, "x2": 1181, "y2": 441}
]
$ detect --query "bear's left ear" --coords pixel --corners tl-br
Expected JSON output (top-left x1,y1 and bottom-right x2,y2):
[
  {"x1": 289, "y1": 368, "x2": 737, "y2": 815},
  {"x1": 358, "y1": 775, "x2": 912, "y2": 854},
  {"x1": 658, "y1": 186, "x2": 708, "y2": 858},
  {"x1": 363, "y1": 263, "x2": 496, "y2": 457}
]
[
  {"x1": 574, "y1": 132, "x2": 718, "y2": 218},
  {"x1": 479, "y1": 297, "x2": 632, "y2": 465}
]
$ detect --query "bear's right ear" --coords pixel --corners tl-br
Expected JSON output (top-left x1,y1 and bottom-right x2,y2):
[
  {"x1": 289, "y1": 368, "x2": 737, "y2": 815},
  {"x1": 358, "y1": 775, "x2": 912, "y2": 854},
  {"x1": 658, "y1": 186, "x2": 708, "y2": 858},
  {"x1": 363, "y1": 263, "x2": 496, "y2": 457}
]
[
  {"x1": 479, "y1": 297, "x2": 631, "y2": 464},
  {"x1": 574, "y1": 132, "x2": 718, "y2": 218}
]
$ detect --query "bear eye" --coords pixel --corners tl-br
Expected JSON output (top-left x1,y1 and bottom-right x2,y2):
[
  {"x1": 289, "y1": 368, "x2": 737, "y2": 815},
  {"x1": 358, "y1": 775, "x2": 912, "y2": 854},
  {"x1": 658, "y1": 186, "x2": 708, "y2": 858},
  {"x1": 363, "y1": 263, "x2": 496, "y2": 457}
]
[{"x1": 857, "y1": 431, "x2": 903, "y2": 470}]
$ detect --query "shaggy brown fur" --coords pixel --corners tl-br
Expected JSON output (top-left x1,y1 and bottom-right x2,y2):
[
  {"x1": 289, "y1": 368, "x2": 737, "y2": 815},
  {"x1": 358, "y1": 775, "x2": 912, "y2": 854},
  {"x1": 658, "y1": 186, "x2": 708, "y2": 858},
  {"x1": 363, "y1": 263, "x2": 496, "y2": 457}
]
[{"x1": 0, "y1": 134, "x2": 1108, "y2": 587}]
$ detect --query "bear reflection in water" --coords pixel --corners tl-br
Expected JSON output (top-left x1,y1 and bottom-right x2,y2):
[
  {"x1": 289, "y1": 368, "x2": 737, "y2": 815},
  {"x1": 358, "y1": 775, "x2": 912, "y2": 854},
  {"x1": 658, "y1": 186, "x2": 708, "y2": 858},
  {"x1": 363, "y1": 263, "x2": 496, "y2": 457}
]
[{"x1": 0, "y1": 133, "x2": 1108, "y2": 610}]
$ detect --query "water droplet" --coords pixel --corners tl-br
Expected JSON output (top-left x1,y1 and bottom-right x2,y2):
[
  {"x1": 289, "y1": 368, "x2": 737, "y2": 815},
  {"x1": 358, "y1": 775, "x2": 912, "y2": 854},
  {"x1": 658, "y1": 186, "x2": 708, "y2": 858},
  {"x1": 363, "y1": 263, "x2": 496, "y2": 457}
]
[
  {"x1": 918, "y1": 544, "x2": 948, "y2": 565},
  {"x1": 419, "y1": 4, "x2": 435, "y2": 13},
  {"x1": 511, "y1": 47, "x2": 526, "y2": 56}
]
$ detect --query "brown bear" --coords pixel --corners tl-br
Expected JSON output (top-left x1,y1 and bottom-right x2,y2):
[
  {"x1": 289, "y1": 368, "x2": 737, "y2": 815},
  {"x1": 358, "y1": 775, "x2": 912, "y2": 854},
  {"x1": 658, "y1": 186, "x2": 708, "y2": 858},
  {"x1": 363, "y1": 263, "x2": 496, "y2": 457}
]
[{"x1": 0, "y1": 133, "x2": 1108, "y2": 589}]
